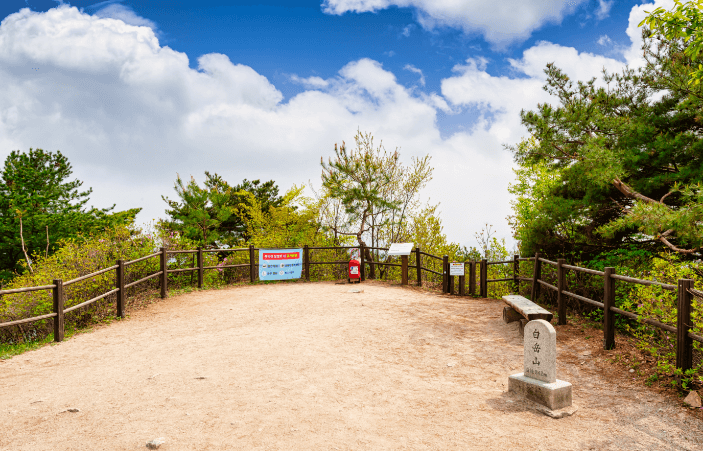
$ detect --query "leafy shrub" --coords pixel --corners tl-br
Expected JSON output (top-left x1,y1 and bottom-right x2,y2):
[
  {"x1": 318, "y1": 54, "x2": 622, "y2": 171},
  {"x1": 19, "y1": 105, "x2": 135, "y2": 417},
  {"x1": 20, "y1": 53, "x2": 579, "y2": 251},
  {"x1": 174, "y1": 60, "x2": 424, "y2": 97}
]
[{"x1": 0, "y1": 225, "x2": 223, "y2": 344}]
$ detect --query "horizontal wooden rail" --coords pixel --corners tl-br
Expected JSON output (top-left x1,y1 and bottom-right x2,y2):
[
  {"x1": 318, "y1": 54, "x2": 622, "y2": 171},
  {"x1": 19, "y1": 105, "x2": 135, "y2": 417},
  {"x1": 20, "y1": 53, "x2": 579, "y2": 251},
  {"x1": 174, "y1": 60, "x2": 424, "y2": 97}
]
[
  {"x1": 168, "y1": 267, "x2": 195, "y2": 274},
  {"x1": 64, "y1": 265, "x2": 119, "y2": 287},
  {"x1": 487, "y1": 277, "x2": 513, "y2": 282},
  {"x1": 368, "y1": 261, "x2": 402, "y2": 268},
  {"x1": 610, "y1": 274, "x2": 676, "y2": 290},
  {"x1": 537, "y1": 279, "x2": 558, "y2": 291},
  {"x1": 308, "y1": 246, "x2": 358, "y2": 250},
  {"x1": 487, "y1": 260, "x2": 514, "y2": 266},
  {"x1": 562, "y1": 264, "x2": 605, "y2": 276},
  {"x1": 169, "y1": 250, "x2": 197, "y2": 254},
  {"x1": 690, "y1": 288, "x2": 703, "y2": 298},
  {"x1": 0, "y1": 284, "x2": 56, "y2": 295},
  {"x1": 422, "y1": 268, "x2": 442, "y2": 276},
  {"x1": 64, "y1": 288, "x2": 120, "y2": 314},
  {"x1": 538, "y1": 257, "x2": 557, "y2": 266},
  {"x1": 125, "y1": 252, "x2": 160, "y2": 266},
  {"x1": 202, "y1": 248, "x2": 249, "y2": 253},
  {"x1": 689, "y1": 332, "x2": 703, "y2": 343},
  {"x1": 365, "y1": 246, "x2": 389, "y2": 251},
  {"x1": 0, "y1": 312, "x2": 57, "y2": 329},
  {"x1": 420, "y1": 251, "x2": 443, "y2": 261},
  {"x1": 561, "y1": 290, "x2": 604, "y2": 308},
  {"x1": 518, "y1": 276, "x2": 532, "y2": 282},
  {"x1": 608, "y1": 306, "x2": 677, "y2": 333},
  {"x1": 517, "y1": 257, "x2": 534, "y2": 261},
  {"x1": 203, "y1": 264, "x2": 249, "y2": 270},
  {"x1": 124, "y1": 271, "x2": 162, "y2": 289}
]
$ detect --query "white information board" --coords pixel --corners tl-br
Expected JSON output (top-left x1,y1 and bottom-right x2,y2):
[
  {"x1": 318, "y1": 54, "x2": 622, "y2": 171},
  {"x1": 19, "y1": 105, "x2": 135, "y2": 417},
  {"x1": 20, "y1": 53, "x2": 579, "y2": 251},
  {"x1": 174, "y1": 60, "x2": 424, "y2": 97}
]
[
  {"x1": 449, "y1": 262, "x2": 465, "y2": 276},
  {"x1": 388, "y1": 243, "x2": 414, "y2": 256}
]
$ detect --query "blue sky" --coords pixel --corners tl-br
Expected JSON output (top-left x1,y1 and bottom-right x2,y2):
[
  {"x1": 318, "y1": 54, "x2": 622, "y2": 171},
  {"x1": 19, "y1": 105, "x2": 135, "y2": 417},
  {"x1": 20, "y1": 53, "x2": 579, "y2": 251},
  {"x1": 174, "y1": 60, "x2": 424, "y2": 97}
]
[{"x1": 0, "y1": 0, "x2": 669, "y2": 248}]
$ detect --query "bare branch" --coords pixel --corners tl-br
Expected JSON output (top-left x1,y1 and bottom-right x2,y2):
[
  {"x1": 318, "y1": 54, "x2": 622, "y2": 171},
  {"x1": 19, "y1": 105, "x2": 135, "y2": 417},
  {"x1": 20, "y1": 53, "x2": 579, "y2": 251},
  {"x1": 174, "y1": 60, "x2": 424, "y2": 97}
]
[
  {"x1": 659, "y1": 233, "x2": 699, "y2": 254},
  {"x1": 19, "y1": 217, "x2": 33, "y2": 274},
  {"x1": 612, "y1": 178, "x2": 662, "y2": 204}
]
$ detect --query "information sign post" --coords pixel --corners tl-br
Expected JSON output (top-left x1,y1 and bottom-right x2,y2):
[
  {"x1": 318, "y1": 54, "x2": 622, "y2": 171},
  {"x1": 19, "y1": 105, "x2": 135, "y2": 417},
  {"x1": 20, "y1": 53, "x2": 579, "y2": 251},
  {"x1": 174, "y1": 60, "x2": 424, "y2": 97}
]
[
  {"x1": 449, "y1": 262, "x2": 465, "y2": 296},
  {"x1": 388, "y1": 243, "x2": 414, "y2": 286}
]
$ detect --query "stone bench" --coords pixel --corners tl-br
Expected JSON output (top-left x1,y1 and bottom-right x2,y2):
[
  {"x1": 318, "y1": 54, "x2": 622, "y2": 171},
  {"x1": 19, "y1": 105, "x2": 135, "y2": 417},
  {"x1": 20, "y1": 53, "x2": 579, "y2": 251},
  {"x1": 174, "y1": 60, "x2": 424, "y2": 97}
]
[{"x1": 502, "y1": 295, "x2": 553, "y2": 334}]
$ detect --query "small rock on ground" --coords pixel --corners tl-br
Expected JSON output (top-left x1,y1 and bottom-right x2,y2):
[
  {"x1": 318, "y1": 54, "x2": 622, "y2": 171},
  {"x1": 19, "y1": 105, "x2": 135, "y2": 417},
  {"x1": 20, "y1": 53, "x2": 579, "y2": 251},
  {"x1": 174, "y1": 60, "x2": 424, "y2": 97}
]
[
  {"x1": 535, "y1": 404, "x2": 579, "y2": 419},
  {"x1": 146, "y1": 438, "x2": 165, "y2": 449},
  {"x1": 684, "y1": 391, "x2": 702, "y2": 408}
]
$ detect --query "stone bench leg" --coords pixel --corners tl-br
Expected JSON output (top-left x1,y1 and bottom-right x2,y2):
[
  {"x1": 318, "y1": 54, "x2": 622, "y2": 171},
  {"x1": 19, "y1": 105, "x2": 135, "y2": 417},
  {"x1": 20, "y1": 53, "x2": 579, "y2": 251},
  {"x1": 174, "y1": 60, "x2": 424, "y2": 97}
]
[{"x1": 503, "y1": 306, "x2": 522, "y2": 323}]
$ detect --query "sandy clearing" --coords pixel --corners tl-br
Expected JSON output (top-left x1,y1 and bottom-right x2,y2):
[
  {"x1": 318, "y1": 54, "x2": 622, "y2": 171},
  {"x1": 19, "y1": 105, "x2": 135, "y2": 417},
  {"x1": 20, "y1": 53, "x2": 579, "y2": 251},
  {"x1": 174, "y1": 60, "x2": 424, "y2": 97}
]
[{"x1": 1, "y1": 281, "x2": 701, "y2": 450}]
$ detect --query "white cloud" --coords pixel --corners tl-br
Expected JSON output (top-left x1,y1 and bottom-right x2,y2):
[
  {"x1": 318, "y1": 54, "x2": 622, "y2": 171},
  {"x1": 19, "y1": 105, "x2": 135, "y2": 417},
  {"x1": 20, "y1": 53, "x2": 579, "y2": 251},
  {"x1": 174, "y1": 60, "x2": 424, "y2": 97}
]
[
  {"x1": 289, "y1": 74, "x2": 330, "y2": 89},
  {"x1": 402, "y1": 24, "x2": 414, "y2": 37},
  {"x1": 322, "y1": 0, "x2": 589, "y2": 46},
  {"x1": 597, "y1": 34, "x2": 612, "y2": 46},
  {"x1": 403, "y1": 64, "x2": 425, "y2": 86},
  {"x1": 596, "y1": 0, "x2": 613, "y2": 20},
  {"x1": 93, "y1": 3, "x2": 159, "y2": 32},
  {"x1": 0, "y1": 1, "x2": 677, "y2": 249}
]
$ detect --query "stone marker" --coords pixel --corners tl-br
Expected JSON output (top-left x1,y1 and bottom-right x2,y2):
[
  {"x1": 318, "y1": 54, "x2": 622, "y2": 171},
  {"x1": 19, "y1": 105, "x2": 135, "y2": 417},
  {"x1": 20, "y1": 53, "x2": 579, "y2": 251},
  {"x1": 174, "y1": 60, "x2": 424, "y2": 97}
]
[{"x1": 508, "y1": 319, "x2": 573, "y2": 411}]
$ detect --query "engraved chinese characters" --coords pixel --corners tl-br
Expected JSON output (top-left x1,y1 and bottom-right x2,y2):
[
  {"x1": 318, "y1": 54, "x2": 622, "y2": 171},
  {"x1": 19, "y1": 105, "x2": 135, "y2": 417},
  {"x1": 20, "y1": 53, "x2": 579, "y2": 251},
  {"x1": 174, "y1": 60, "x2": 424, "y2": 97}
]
[{"x1": 523, "y1": 319, "x2": 556, "y2": 383}]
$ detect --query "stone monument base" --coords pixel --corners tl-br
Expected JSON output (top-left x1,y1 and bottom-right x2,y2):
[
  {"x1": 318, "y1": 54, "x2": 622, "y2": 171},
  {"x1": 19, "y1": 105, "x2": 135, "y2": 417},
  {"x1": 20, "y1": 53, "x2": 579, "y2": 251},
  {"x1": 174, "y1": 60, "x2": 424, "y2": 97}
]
[{"x1": 508, "y1": 373, "x2": 572, "y2": 410}]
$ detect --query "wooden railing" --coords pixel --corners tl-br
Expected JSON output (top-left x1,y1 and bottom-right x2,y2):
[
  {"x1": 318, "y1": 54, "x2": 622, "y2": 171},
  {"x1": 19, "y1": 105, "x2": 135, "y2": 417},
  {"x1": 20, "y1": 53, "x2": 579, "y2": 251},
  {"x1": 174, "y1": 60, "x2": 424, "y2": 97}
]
[
  {"x1": 0, "y1": 244, "x2": 445, "y2": 342},
  {"x1": 2, "y1": 246, "x2": 700, "y2": 379},
  {"x1": 440, "y1": 252, "x2": 701, "y2": 378}
]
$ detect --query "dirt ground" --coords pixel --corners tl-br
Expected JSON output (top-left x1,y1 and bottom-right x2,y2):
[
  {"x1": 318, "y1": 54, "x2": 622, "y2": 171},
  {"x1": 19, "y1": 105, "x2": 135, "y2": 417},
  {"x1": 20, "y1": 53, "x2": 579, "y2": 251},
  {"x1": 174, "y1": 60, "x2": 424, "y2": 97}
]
[{"x1": 1, "y1": 281, "x2": 702, "y2": 450}]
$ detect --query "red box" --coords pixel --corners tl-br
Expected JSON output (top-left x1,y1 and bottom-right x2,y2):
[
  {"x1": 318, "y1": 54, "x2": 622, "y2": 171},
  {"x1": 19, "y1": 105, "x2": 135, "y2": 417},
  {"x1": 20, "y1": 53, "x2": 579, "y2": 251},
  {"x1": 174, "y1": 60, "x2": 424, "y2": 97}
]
[{"x1": 348, "y1": 259, "x2": 360, "y2": 283}]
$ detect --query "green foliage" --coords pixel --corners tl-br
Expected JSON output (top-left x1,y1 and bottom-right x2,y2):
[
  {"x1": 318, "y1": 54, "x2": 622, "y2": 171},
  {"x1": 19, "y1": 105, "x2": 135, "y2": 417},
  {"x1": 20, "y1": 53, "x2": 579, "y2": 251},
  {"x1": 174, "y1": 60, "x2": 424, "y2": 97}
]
[
  {"x1": 247, "y1": 186, "x2": 334, "y2": 249},
  {"x1": 616, "y1": 253, "x2": 703, "y2": 385},
  {"x1": 640, "y1": 0, "x2": 703, "y2": 85},
  {"x1": 0, "y1": 225, "x2": 225, "y2": 345},
  {"x1": 508, "y1": 29, "x2": 703, "y2": 259},
  {"x1": 0, "y1": 148, "x2": 140, "y2": 282},
  {"x1": 161, "y1": 173, "x2": 285, "y2": 247},
  {"x1": 319, "y1": 129, "x2": 433, "y2": 279}
]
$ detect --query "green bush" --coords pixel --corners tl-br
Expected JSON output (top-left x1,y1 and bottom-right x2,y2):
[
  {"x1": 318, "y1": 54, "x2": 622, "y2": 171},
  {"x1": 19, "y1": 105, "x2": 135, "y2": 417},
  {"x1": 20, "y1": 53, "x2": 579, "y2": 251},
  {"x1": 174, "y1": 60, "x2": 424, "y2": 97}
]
[{"x1": 0, "y1": 225, "x2": 224, "y2": 345}]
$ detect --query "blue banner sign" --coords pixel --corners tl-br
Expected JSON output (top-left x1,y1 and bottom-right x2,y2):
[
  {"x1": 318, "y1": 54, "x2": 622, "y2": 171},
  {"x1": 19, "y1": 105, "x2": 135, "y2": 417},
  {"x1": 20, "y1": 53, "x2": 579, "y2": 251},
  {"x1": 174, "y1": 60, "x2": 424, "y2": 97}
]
[{"x1": 259, "y1": 248, "x2": 303, "y2": 281}]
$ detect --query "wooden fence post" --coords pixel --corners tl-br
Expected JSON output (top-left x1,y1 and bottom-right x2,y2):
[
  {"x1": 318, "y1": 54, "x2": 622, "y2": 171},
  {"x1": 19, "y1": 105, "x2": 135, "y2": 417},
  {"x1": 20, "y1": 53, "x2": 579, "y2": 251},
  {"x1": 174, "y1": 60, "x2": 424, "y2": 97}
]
[
  {"x1": 513, "y1": 254, "x2": 519, "y2": 294},
  {"x1": 249, "y1": 244, "x2": 255, "y2": 283},
  {"x1": 676, "y1": 279, "x2": 694, "y2": 375},
  {"x1": 52, "y1": 279, "x2": 64, "y2": 342},
  {"x1": 459, "y1": 262, "x2": 465, "y2": 296},
  {"x1": 401, "y1": 255, "x2": 408, "y2": 286},
  {"x1": 116, "y1": 260, "x2": 125, "y2": 318},
  {"x1": 304, "y1": 245, "x2": 310, "y2": 281},
  {"x1": 448, "y1": 273, "x2": 454, "y2": 295},
  {"x1": 415, "y1": 247, "x2": 422, "y2": 287},
  {"x1": 469, "y1": 261, "x2": 476, "y2": 297},
  {"x1": 557, "y1": 258, "x2": 566, "y2": 325},
  {"x1": 442, "y1": 255, "x2": 449, "y2": 293},
  {"x1": 603, "y1": 267, "x2": 616, "y2": 350},
  {"x1": 359, "y1": 245, "x2": 365, "y2": 282},
  {"x1": 197, "y1": 247, "x2": 203, "y2": 289},
  {"x1": 531, "y1": 252, "x2": 541, "y2": 301},
  {"x1": 480, "y1": 259, "x2": 487, "y2": 298},
  {"x1": 160, "y1": 247, "x2": 167, "y2": 299}
]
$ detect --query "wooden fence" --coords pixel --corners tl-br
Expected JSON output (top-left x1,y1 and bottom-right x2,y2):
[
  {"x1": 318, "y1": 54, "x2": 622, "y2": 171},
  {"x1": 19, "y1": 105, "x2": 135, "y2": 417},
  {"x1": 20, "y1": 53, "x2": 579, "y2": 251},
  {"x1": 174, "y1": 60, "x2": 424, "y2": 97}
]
[
  {"x1": 439, "y1": 252, "x2": 702, "y2": 377},
  {"x1": 1, "y1": 246, "x2": 701, "y2": 378}
]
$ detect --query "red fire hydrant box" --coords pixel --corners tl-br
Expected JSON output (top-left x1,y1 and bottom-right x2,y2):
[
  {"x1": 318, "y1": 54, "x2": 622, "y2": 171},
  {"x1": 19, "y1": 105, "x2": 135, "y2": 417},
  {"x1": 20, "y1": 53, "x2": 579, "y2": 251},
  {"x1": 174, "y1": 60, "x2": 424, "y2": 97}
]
[{"x1": 348, "y1": 259, "x2": 360, "y2": 283}]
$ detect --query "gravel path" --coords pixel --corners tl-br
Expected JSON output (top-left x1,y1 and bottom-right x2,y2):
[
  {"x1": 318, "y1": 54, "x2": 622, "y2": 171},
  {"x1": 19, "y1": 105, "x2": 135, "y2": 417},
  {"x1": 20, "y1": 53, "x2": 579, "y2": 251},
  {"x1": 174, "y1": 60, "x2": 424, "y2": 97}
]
[{"x1": 1, "y1": 281, "x2": 701, "y2": 450}]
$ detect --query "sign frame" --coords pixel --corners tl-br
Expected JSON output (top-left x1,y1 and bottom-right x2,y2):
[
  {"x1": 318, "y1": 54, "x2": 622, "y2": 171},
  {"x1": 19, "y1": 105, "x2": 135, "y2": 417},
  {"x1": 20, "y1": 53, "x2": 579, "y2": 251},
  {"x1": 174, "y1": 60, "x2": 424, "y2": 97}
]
[
  {"x1": 449, "y1": 262, "x2": 465, "y2": 276},
  {"x1": 259, "y1": 248, "x2": 303, "y2": 281},
  {"x1": 387, "y1": 243, "x2": 414, "y2": 256}
]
